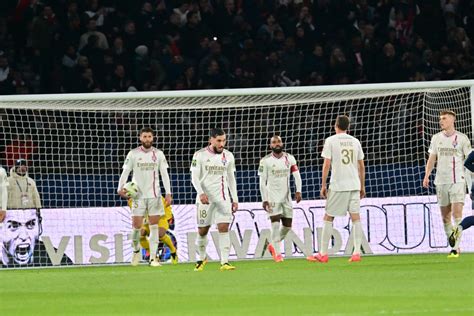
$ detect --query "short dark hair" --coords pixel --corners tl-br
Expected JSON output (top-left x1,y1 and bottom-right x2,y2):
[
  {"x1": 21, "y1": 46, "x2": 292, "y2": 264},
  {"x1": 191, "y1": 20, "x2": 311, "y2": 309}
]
[
  {"x1": 140, "y1": 127, "x2": 155, "y2": 135},
  {"x1": 336, "y1": 115, "x2": 350, "y2": 131},
  {"x1": 15, "y1": 159, "x2": 27, "y2": 166},
  {"x1": 210, "y1": 128, "x2": 225, "y2": 138},
  {"x1": 440, "y1": 110, "x2": 456, "y2": 117}
]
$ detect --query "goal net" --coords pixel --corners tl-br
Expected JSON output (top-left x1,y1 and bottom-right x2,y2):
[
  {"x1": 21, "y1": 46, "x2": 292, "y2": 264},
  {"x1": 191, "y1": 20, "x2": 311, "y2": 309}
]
[{"x1": 0, "y1": 80, "x2": 473, "y2": 268}]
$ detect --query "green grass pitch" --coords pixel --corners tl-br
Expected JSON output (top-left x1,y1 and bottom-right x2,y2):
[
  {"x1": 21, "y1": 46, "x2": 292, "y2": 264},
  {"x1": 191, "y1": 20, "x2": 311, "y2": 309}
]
[{"x1": 1, "y1": 254, "x2": 473, "y2": 315}]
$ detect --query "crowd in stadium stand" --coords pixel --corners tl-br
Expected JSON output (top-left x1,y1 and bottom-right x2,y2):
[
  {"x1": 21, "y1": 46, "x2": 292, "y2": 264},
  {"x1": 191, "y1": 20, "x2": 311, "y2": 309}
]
[{"x1": 0, "y1": 0, "x2": 473, "y2": 95}]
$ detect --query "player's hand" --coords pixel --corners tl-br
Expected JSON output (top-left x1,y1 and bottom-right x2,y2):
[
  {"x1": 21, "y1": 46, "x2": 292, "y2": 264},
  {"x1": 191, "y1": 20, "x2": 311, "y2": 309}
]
[
  {"x1": 422, "y1": 177, "x2": 429, "y2": 188},
  {"x1": 164, "y1": 194, "x2": 172, "y2": 206},
  {"x1": 320, "y1": 186, "x2": 328, "y2": 199},
  {"x1": 199, "y1": 193, "x2": 209, "y2": 204},
  {"x1": 0, "y1": 210, "x2": 5, "y2": 222},
  {"x1": 232, "y1": 202, "x2": 238, "y2": 214},
  {"x1": 360, "y1": 187, "x2": 366, "y2": 199},
  {"x1": 262, "y1": 201, "x2": 271, "y2": 213},
  {"x1": 295, "y1": 192, "x2": 302, "y2": 203},
  {"x1": 118, "y1": 188, "x2": 128, "y2": 199}
]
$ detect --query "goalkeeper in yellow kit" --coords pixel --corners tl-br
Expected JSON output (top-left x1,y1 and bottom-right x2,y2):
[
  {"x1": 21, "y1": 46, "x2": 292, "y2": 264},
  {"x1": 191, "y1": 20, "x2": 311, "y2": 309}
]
[{"x1": 129, "y1": 196, "x2": 178, "y2": 264}]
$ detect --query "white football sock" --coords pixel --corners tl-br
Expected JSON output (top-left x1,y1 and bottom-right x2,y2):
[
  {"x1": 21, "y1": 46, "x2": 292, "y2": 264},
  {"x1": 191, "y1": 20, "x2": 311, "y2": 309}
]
[
  {"x1": 218, "y1": 232, "x2": 230, "y2": 265},
  {"x1": 279, "y1": 225, "x2": 291, "y2": 241},
  {"x1": 271, "y1": 221, "x2": 281, "y2": 255},
  {"x1": 454, "y1": 217, "x2": 462, "y2": 226},
  {"x1": 196, "y1": 234, "x2": 208, "y2": 261},
  {"x1": 454, "y1": 226, "x2": 464, "y2": 250},
  {"x1": 149, "y1": 224, "x2": 159, "y2": 261},
  {"x1": 352, "y1": 221, "x2": 362, "y2": 255},
  {"x1": 132, "y1": 228, "x2": 141, "y2": 252},
  {"x1": 443, "y1": 222, "x2": 453, "y2": 238},
  {"x1": 320, "y1": 221, "x2": 332, "y2": 256}
]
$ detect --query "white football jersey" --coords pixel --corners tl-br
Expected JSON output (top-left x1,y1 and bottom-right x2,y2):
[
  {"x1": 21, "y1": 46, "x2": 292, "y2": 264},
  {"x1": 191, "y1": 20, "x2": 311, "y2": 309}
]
[
  {"x1": 428, "y1": 131, "x2": 472, "y2": 185},
  {"x1": 258, "y1": 152, "x2": 299, "y2": 203},
  {"x1": 322, "y1": 133, "x2": 364, "y2": 191},
  {"x1": 122, "y1": 146, "x2": 169, "y2": 199},
  {"x1": 190, "y1": 146, "x2": 238, "y2": 203},
  {"x1": 0, "y1": 167, "x2": 8, "y2": 210}
]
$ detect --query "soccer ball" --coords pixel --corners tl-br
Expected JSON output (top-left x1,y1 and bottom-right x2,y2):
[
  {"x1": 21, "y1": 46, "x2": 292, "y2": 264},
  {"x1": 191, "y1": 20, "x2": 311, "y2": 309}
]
[{"x1": 123, "y1": 182, "x2": 139, "y2": 199}]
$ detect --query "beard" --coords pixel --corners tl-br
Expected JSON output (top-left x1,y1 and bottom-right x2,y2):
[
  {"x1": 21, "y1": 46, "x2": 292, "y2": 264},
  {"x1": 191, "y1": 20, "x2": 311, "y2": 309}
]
[
  {"x1": 141, "y1": 141, "x2": 153, "y2": 149},
  {"x1": 213, "y1": 145, "x2": 224, "y2": 154},
  {"x1": 271, "y1": 146, "x2": 284, "y2": 154}
]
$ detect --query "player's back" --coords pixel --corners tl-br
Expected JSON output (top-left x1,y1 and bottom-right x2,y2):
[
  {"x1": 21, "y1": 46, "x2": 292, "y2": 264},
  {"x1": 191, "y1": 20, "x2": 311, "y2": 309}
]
[{"x1": 323, "y1": 133, "x2": 364, "y2": 191}]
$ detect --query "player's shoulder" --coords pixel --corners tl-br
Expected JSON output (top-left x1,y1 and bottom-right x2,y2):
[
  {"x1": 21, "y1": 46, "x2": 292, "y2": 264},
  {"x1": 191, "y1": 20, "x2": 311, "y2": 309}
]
[
  {"x1": 456, "y1": 131, "x2": 470, "y2": 141},
  {"x1": 432, "y1": 131, "x2": 444, "y2": 139},
  {"x1": 193, "y1": 147, "x2": 207, "y2": 156},
  {"x1": 284, "y1": 152, "x2": 297, "y2": 161},
  {"x1": 152, "y1": 147, "x2": 165, "y2": 155},
  {"x1": 260, "y1": 153, "x2": 272, "y2": 162},
  {"x1": 129, "y1": 146, "x2": 143, "y2": 155},
  {"x1": 0, "y1": 167, "x2": 5, "y2": 177},
  {"x1": 223, "y1": 149, "x2": 235, "y2": 158}
]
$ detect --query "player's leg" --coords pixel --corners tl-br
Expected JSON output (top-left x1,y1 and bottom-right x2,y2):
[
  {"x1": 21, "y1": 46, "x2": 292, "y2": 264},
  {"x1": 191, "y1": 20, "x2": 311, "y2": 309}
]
[
  {"x1": 130, "y1": 198, "x2": 147, "y2": 265},
  {"x1": 148, "y1": 198, "x2": 165, "y2": 266},
  {"x1": 195, "y1": 202, "x2": 211, "y2": 271},
  {"x1": 348, "y1": 191, "x2": 362, "y2": 262},
  {"x1": 449, "y1": 216, "x2": 474, "y2": 248},
  {"x1": 139, "y1": 222, "x2": 150, "y2": 254},
  {"x1": 279, "y1": 201, "x2": 294, "y2": 245},
  {"x1": 131, "y1": 215, "x2": 144, "y2": 266},
  {"x1": 216, "y1": 201, "x2": 235, "y2": 271},
  {"x1": 446, "y1": 183, "x2": 464, "y2": 257},
  {"x1": 158, "y1": 217, "x2": 177, "y2": 264},
  {"x1": 268, "y1": 213, "x2": 282, "y2": 261},
  {"x1": 437, "y1": 185, "x2": 454, "y2": 240},
  {"x1": 460, "y1": 215, "x2": 474, "y2": 230},
  {"x1": 148, "y1": 214, "x2": 161, "y2": 265},
  {"x1": 308, "y1": 190, "x2": 346, "y2": 263}
]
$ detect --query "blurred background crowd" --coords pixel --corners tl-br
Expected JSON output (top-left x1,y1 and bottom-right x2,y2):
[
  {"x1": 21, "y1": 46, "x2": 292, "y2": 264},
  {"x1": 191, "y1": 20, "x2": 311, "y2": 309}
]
[{"x1": 0, "y1": 0, "x2": 473, "y2": 95}]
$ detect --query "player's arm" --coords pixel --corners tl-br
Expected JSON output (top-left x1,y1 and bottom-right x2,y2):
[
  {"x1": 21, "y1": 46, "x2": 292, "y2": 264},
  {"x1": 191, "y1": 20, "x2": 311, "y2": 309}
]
[
  {"x1": 190, "y1": 153, "x2": 208, "y2": 204},
  {"x1": 227, "y1": 156, "x2": 239, "y2": 212},
  {"x1": 465, "y1": 151, "x2": 474, "y2": 173},
  {"x1": 258, "y1": 160, "x2": 270, "y2": 212},
  {"x1": 290, "y1": 157, "x2": 302, "y2": 203},
  {"x1": 423, "y1": 154, "x2": 437, "y2": 188},
  {"x1": 321, "y1": 158, "x2": 331, "y2": 199},
  {"x1": 423, "y1": 136, "x2": 437, "y2": 188},
  {"x1": 0, "y1": 169, "x2": 7, "y2": 222},
  {"x1": 159, "y1": 152, "x2": 172, "y2": 205},
  {"x1": 358, "y1": 159, "x2": 366, "y2": 198},
  {"x1": 320, "y1": 140, "x2": 331, "y2": 199},
  {"x1": 118, "y1": 152, "x2": 133, "y2": 198}
]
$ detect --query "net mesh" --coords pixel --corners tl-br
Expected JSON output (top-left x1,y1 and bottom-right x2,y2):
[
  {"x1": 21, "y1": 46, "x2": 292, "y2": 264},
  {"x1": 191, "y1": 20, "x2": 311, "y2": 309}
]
[{"x1": 0, "y1": 84, "x2": 472, "y2": 267}]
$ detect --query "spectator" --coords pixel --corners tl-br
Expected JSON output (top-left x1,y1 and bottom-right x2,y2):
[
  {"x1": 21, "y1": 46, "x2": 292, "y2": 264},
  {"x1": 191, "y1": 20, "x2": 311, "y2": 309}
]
[
  {"x1": 1, "y1": 0, "x2": 473, "y2": 95},
  {"x1": 7, "y1": 159, "x2": 41, "y2": 210},
  {"x1": 0, "y1": 54, "x2": 11, "y2": 94},
  {"x1": 79, "y1": 19, "x2": 109, "y2": 50}
]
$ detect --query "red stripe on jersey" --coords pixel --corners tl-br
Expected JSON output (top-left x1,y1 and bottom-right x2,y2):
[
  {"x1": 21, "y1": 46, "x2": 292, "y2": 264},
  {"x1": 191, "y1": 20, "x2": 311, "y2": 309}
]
[
  {"x1": 291, "y1": 165, "x2": 299, "y2": 172},
  {"x1": 452, "y1": 135, "x2": 457, "y2": 183},
  {"x1": 221, "y1": 176, "x2": 226, "y2": 200},
  {"x1": 152, "y1": 150, "x2": 157, "y2": 198}
]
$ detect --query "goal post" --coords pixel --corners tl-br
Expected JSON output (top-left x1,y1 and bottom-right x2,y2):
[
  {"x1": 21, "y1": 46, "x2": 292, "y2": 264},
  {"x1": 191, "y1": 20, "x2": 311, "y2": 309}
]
[{"x1": 0, "y1": 80, "x2": 473, "y2": 268}]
